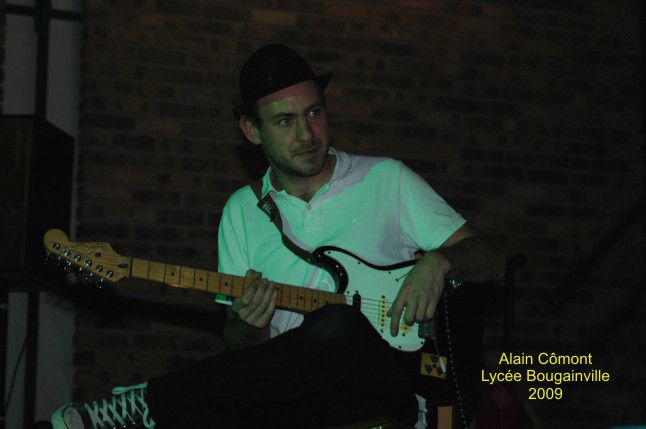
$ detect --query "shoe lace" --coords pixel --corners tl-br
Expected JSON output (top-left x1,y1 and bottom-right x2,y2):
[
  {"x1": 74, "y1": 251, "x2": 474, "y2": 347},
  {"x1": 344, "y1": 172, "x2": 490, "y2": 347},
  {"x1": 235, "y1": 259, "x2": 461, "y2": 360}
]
[{"x1": 84, "y1": 383, "x2": 155, "y2": 429}]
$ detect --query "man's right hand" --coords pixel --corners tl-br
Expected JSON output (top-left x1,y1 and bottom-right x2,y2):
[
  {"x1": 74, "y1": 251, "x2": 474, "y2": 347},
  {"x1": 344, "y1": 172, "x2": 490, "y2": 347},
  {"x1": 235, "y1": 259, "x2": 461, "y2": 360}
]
[{"x1": 229, "y1": 269, "x2": 277, "y2": 329}]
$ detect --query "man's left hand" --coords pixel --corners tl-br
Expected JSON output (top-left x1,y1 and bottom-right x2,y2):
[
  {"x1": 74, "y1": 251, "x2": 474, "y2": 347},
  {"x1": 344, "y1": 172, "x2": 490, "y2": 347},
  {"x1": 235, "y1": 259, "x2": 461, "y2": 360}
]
[{"x1": 387, "y1": 251, "x2": 451, "y2": 336}]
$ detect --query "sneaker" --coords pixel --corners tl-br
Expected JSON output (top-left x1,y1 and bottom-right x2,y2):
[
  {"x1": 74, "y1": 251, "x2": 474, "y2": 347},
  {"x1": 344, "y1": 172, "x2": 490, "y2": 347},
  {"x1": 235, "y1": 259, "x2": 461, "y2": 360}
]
[{"x1": 51, "y1": 382, "x2": 155, "y2": 429}]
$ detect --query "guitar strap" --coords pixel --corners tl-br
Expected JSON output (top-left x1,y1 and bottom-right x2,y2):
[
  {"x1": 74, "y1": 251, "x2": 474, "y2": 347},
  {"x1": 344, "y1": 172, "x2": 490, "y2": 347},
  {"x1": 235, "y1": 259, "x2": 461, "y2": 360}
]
[{"x1": 249, "y1": 179, "x2": 317, "y2": 265}]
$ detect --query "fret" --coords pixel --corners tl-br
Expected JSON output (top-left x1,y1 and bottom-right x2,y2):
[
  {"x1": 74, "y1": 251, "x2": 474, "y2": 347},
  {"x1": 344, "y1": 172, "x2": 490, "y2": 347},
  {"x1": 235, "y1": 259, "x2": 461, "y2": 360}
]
[
  {"x1": 179, "y1": 266, "x2": 194, "y2": 288},
  {"x1": 220, "y1": 274, "x2": 232, "y2": 296},
  {"x1": 301, "y1": 288, "x2": 307, "y2": 311},
  {"x1": 232, "y1": 276, "x2": 244, "y2": 298},
  {"x1": 165, "y1": 264, "x2": 180, "y2": 285},
  {"x1": 148, "y1": 261, "x2": 165, "y2": 283},
  {"x1": 195, "y1": 269, "x2": 207, "y2": 291},
  {"x1": 205, "y1": 271, "x2": 212, "y2": 292},
  {"x1": 283, "y1": 285, "x2": 289, "y2": 308},
  {"x1": 309, "y1": 289, "x2": 316, "y2": 312},
  {"x1": 277, "y1": 283, "x2": 286, "y2": 308},
  {"x1": 301, "y1": 288, "x2": 306, "y2": 310},
  {"x1": 206, "y1": 272, "x2": 219, "y2": 293},
  {"x1": 283, "y1": 285, "x2": 291, "y2": 309},
  {"x1": 292, "y1": 285, "x2": 299, "y2": 310},
  {"x1": 130, "y1": 258, "x2": 145, "y2": 279},
  {"x1": 311, "y1": 290, "x2": 321, "y2": 311},
  {"x1": 293, "y1": 287, "x2": 299, "y2": 310},
  {"x1": 218, "y1": 274, "x2": 225, "y2": 295}
]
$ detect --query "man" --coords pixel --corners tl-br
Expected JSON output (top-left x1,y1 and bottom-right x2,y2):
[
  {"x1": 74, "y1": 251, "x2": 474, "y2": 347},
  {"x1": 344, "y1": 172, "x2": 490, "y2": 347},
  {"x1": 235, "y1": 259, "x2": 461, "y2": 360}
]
[{"x1": 51, "y1": 43, "x2": 505, "y2": 428}]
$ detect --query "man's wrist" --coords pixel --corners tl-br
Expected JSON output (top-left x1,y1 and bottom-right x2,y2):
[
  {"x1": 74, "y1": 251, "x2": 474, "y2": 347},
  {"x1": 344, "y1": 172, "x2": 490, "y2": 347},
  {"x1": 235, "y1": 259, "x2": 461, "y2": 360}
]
[
  {"x1": 223, "y1": 316, "x2": 270, "y2": 350},
  {"x1": 425, "y1": 249, "x2": 453, "y2": 277},
  {"x1": 227, "y1": 308, "x2": 267, "y2": 331}
]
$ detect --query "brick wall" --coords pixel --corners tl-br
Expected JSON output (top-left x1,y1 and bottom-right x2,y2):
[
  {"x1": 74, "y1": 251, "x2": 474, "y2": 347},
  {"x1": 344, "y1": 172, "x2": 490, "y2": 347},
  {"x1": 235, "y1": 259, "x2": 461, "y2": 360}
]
[{"x1": 74, "y1": 1, "x2": 644, "y2": 427}]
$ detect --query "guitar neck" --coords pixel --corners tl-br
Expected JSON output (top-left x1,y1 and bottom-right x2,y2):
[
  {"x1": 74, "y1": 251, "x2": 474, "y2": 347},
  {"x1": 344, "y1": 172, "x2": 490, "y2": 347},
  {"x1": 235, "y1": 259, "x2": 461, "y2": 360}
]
[{"x1": 129, "y1": 258, "x2": 346, "y2": 314}]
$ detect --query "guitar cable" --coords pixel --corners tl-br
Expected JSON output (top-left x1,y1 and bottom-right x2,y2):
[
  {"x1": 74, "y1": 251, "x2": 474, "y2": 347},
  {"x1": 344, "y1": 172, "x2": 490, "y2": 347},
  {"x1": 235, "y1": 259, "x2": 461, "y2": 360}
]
[{"x1": 443, "y1": 290, "x2": 469, "y2": 429}]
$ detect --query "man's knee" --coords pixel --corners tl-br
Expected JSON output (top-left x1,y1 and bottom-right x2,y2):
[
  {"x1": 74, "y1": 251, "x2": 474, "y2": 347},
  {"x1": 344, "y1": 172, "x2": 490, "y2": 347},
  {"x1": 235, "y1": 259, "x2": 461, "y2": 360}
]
[{"x1": 303, "y1": 304, "x2": 372, "y2": 343}]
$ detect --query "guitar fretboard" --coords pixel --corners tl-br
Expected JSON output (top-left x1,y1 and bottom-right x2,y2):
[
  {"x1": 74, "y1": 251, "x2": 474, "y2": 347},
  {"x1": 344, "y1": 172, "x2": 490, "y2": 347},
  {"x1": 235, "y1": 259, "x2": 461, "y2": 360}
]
[{"x1": 130, "y1": 258, "x2": 346, "y2": 313}]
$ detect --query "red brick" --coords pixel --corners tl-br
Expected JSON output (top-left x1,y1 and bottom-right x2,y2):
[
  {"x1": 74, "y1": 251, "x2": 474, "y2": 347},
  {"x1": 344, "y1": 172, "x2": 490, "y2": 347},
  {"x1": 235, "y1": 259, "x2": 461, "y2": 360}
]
[{"x1": 251, "y1": 9, "x2": 297, "y2": 26}]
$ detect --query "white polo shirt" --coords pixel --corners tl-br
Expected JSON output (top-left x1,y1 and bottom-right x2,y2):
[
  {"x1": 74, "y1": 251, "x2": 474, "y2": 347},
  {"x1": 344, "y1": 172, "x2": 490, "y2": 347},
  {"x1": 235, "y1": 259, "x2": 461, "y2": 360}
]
[{"x1": 217, "y1": 148, "x2": 465, "y2": 334}]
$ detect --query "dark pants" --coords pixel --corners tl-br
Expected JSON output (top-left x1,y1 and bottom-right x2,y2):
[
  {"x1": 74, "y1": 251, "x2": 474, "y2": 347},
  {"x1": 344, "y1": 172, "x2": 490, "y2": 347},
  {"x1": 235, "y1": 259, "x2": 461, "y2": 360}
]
[{"x1": 147, "y1": 305, "x2": 420, "y2": 428}]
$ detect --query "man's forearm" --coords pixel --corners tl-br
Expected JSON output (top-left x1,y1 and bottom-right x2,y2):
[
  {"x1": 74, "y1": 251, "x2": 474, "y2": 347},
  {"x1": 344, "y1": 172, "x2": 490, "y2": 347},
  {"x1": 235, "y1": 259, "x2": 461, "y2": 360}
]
[
  {"x1": 222, "y1": 308, "x2": 270, "y2": 350},
  {"x1": 431, "y1": 235, "x2": 506, "y2": 283}
]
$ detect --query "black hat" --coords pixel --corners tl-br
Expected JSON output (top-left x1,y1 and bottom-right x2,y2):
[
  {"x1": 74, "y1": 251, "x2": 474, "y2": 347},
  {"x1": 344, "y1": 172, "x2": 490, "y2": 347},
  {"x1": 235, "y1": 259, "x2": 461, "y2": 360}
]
[{"x1": 233, "y1": 43, "x2": 332, "y2": 119}]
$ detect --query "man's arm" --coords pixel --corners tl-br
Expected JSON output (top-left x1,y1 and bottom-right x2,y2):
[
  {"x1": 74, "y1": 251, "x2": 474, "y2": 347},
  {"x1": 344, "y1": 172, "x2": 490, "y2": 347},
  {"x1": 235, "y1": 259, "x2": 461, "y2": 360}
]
[
  {"x1": 388, "y1": 224, "x2": 505, "y2": 335},
  {"x1": 432, "y1": 224, "x2": 506, "y2": 283}
]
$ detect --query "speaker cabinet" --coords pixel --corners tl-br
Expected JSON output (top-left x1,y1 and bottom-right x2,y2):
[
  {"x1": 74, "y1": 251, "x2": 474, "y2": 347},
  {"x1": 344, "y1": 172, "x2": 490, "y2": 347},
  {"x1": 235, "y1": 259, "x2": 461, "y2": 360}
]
[{"x1": 0, "y1": 115, "x2": 74, "y2": 275}]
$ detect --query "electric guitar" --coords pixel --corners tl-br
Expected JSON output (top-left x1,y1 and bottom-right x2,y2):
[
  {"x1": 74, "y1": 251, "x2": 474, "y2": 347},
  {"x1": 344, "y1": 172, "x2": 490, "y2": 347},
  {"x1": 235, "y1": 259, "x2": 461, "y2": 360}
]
[{"x1": 43, "y1": 228, "x2": 484, "y2": 400}]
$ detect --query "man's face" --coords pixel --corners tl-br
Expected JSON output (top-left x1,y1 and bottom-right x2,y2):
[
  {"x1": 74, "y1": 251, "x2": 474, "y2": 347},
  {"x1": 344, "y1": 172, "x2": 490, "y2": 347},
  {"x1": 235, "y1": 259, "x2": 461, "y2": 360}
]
[{"x1": 254, "y1": 80, "x2": 330, "y2": 180}]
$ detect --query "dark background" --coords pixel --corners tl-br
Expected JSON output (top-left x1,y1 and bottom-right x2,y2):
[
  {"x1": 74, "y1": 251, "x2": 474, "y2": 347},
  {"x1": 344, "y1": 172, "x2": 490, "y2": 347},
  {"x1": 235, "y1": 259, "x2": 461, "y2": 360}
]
[{"x1": 2, "y1": 1, "x2": 644, "y2": 428}]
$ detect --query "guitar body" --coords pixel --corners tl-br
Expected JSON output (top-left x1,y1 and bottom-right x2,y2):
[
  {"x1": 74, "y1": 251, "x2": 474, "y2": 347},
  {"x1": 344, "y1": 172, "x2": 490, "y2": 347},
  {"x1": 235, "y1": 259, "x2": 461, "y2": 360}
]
[
  {"x1": 313, "y1": 246, "x2": 423, "y2": 351},
  {"x1": 312, "y1": 245, "x2": 484, "y2": 407}
]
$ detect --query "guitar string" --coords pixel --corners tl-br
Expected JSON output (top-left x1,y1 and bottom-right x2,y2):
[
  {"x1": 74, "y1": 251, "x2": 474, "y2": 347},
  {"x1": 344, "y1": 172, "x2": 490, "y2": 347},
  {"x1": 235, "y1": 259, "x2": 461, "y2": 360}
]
[
  {"x1": 66, "y1": 253, "x2": 402, "y2": 302},
  {"x1": 50, "y1": 246, "x2": 422, "y2": 348},
  {"x1": 57, "y1": 258, "x2": 419, "y2": 340},
  {"x1": 59, "y1": 252, "x2": 417, "y2": 325}
]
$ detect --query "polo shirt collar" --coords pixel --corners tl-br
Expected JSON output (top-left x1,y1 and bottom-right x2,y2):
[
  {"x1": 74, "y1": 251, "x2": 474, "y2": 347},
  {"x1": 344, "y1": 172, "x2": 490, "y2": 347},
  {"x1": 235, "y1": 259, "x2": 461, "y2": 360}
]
[{"x1": 259, "y1": 147, "x2": 352, "y2": 198}]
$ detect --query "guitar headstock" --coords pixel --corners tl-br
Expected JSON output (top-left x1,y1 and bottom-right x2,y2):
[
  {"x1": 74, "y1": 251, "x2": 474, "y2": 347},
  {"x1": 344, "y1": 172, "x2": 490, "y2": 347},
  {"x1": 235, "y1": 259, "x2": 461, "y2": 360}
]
[{"x1": 43, "y1": 229, "x2": 130, "y2": 284}]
